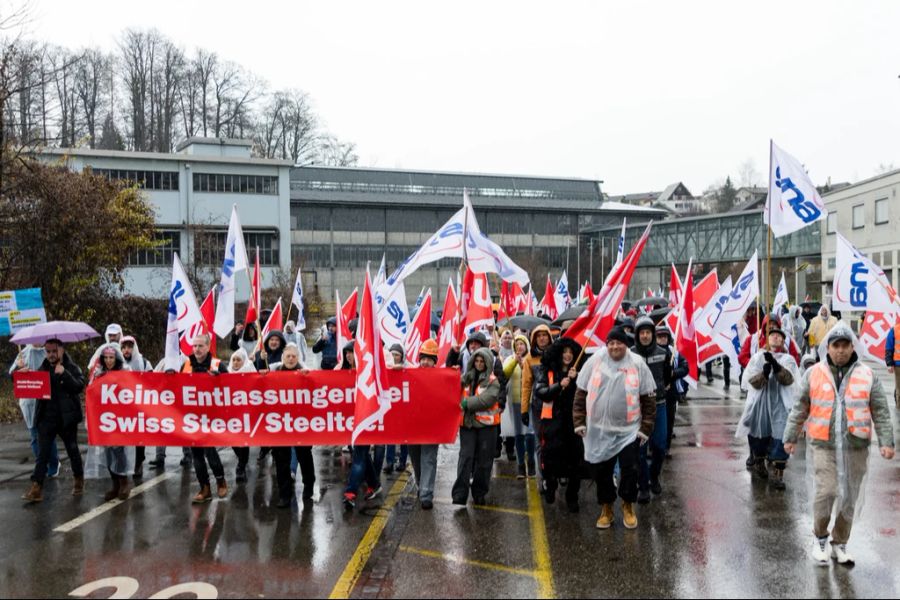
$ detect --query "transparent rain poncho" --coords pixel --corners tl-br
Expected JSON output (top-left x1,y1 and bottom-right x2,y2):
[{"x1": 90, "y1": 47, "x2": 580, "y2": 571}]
[
  {"x1": 84, "y1": 343, "x2": 135, "y2": 478},
  {"x1": 10, "y1": 345, "x2": 47, "y2": 429},
  {"x1": 576, "y1": 348, "x2": 656, "y2": 464},
  {"x1": 736, "y1": 349, "x2": 799, "y2": 440}
]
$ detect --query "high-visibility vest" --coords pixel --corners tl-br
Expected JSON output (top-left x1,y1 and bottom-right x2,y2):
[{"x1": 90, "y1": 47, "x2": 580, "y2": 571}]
[
  {"x1": 541, "y1": 371, "x2": 555, "y2": 420},
  {"x1": 181, "y1": 357, "x2": 221, "y2": 374},
  {"x1": 461, "y1": 373, "x2": 501, "y2": 426},
  {"x1": 893, "y1": 323, "x2": 900, "y2": 363},
  {"x1": 586, "y1": 360, "x2": 641, "y2": 425},
  {"x1": 807, "y1": 362, "x2": 873, "y2": 441}
]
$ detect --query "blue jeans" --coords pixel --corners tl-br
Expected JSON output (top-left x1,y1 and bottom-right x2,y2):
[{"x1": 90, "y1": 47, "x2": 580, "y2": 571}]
[
  {"x1": 638, "y1": 402, "x2": 668, "y2": 490},
  {"x1": 514, "y1": 434, "x2": 536, "y2": 466},
  {"x1": 344, "y1": 446, "x2": 381, "y2": 496},
  {"x1": 30, "y1": 425, "x2": 59, "y2": 476},
  {"x1": 748, "y1": 435, "x2": 789, "y2": 467},
  {"x1": 385, "y1": 445, "x2": 408, "y2": 468},
  {"x1": 373, "y1": 445, "x2": 387, "y2": 473}
]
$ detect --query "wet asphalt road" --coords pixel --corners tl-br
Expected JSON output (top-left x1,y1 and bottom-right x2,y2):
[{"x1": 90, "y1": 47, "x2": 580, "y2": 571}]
[{"x1": 0, "y1": 369, "x2": 898, "y2": 599}]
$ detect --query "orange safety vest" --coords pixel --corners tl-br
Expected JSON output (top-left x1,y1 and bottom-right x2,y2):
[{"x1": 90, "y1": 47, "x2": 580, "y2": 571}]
[
  {"x1": 893, "y1": 323, "x2": 900, "y2": 363},
  {"x1": 181, "y1": 357, "x2": 221, "y2": 373},
  {"x1": 807, "y1": 362, "x2": 873, "y2": 441},
  {"x1": 541, "y1": 372, "x2": 555, "y2": 420},
  {"x1": 461, "y1": 373, "x2": 501, "y2": 426},
  {"x1": 586, "y1": 360, "x2": 641, "y2": 424}
]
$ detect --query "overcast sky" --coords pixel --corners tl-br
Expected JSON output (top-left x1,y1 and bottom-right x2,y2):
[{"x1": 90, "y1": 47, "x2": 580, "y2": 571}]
[{"x1": 26, "y1": 0, "x2": 900, "y2": 195}]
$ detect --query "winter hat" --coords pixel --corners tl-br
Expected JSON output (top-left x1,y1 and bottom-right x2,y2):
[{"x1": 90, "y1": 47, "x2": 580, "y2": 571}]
[
  {"x1": 606, "y1": 327, "x2": 630, "y2": 346},
  {"x1": 389, "y1": 343, "x2": 404, "y2": 356},
  {"x1": 826, "y1": 323, "x2": 855, "y2": 345}
]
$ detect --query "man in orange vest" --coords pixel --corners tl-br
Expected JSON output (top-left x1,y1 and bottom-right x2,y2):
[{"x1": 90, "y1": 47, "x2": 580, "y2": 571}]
[
  {"x1": 883, "y1": 319, "x2": 900, "y2": 409},
  {"x1": 179, "y1": 333, "x2": 230, "y2": 504},
  {"x1": 452, "y1": 347, "x2": 502, "y2": 506},
  {"x1": 783, "y1": 324, "x2": 895, "y2": 566}
]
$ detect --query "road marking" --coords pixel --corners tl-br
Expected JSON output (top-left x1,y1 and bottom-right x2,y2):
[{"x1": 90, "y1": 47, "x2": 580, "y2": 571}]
[
  {"x1": 328, "y1": 473, "x2": 409, "y2": 599},
  {"x1": 430, "y1": 497, "x2": 530, "y2": 516},
  {"x1": 54, "y1": 472, "x2": 176, "y2": 534},
  {"x1": 398, "y1": 545, "x2": 537, "y2": 578},
  {"x1": 526, "y1": 478, "x2": 555, "y2": 599}
]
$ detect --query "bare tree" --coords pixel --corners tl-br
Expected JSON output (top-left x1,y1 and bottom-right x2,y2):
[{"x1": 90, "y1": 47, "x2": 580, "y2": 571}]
[
  {"x1": 119, "y1": 28, "x2": 153, "y2": 150},
  {"x1": 150, "y1": 38, "x2": 183, "y2": 151},
  {"x1": 738, "y1": 158, "x2": 760, "y2": 188},
  {"x1": 74, "y1": 47, "x2": 111, "y2": 148},
  {"x1": 316, "y1": 134, "x2": 359, "y2": 167},
  {"x1": 48, "y1": 45, "x2": 78, "y2": 147}
]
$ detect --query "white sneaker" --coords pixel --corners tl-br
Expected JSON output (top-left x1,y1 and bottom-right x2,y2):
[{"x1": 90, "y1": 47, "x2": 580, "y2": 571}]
[
  {"x1": 811, "y1": 538, "x2": 830, "y2": 566},
  {"x1": 831, "y1": 544, "x2": 855, "y2": 565}
]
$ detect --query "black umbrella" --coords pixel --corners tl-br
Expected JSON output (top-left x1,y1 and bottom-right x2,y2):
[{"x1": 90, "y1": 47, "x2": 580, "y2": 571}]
[
  {"x1": 648, "y1": 307, "x2": 672, "y2": 324},
  {"x1": 634, "y1": 297, "x2": 668, "y2": 308},
  {"x1": 506, "y1": 315, "x2": 551, "y2": 332},
  {"x1": 551, "y1": 305, "x2": 588, "y2": 327}
]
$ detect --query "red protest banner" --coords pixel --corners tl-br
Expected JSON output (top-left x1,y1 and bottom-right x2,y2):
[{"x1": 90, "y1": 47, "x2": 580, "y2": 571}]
[
  {"x1": 86, "y1": 368, "x2": 461, "y2": 447},
  {"x1": 13, "y1": 371, "x2": 51, "y2": 399}
]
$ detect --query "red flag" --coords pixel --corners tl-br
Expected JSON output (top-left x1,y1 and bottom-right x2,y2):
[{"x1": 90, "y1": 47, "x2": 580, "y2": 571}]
[
  {"x1": 456, "y1": 268, "x2": 475, "y2": 342},
  {"x1": 261, "y1": 298, "x2": 283, "y2": 341},
  {"x1": 668, "y1": 264, "x2": 682, "y2": 308},
  {"x1": 352, "y1": 271, "x2": 390, "y2": 444},
  {"x1": 463, "y1": 272, "x2": 493, "y2": 336},
  {"x1": 405, "y1": 290, "x2": 433, "y2": 365},
  {"x1": 437, "y1": 281, "x2": 460, "y2": 366},
  {"x1": 499, "y1": 280, "x2": 516, "y2": 323},
  {"x1": 583, "y1": 282, "x2": 595, "y2": 305},
  {"x1": 540, "y1": 275, "x2": 558, "y2": 320},
  {"x1": 565, "y1": 223, "x2": 653, "y2": 350},
  {"x1": 200, "y1": 288, "x2": 216, "y2": 356},
  {"x1": 676, "y1": 272, "x2": 700, "y2": 387},
  {"x1": 692, "y1": 270, "x2": 719, "y2": 309},
  {"x1": 334, "y1": 288, "x2": 358, "y2": 370},
  {"x1": 244, "y1": 249, "x2": 261, "y2": 326},
  {"x1": 511, "y1": 282, "x2": 527, "y2": 314}
]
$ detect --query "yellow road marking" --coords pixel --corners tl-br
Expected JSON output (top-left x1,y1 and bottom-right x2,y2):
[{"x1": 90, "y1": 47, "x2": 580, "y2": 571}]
[
  {"x1": 328, "y1": 473, "x2": 409, "y2": 599},
  {"x1": 399, "y1": 545, "x2": 537, "y2": 578},
  {"x1": 526, "y1": 478, "x2": 556, "y2": 599},
  {"x1": 430, "y1": 498, "x2": 530, "y2": 517}
]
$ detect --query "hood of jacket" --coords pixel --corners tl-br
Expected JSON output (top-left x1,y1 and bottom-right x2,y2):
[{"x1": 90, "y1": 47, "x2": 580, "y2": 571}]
[
  {"x1": 464, "y1": 347, "x2": 496, "y2": 387},
  {"x1": 263, "y1": 330, "x2": 287, "y2": 352},
  {"x1": 119, "y1": 335, "x2": 148, "y2": 371},
  {"x1": 513, "y1": 333, "x2": 531, "y2": 357},
  {"x1": 228, "y1": 348, "x2": 258, "y2": 373},
  {"x1": 633, "y1": 316, "x2": 659, "y2": 355},
  {"x1": 529, "y1": 324, "x2": 553, "y2": 357},
  {"x1": 540, "y1": 337, "x2": 584, "y2": 373},
  {"x1": 94, "y1": 342, "x2": 126, "y2": 375},
  {"x1": 105, "y1": 323, "x2": 123, "y2": 343}
]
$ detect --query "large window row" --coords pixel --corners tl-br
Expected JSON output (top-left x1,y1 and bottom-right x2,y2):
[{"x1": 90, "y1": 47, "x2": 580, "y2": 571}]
[
  {"x1": 90, "y1": 168, "x2": 179, "y2": 191},
  {"x1": 194, "y1": 230, "x2": 279, "y2": 266},
  {"x1": 128, "y1": 230, "x2": 181, "y2": 266},
  {"x1": 193, "y1": 173, "x2": 279, "y2": 195},
  {"x1": 291, "y1": 180, "x2": 598, "y2": 201}
]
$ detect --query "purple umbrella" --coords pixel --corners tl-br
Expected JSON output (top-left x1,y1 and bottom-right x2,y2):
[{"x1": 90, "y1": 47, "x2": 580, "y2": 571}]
[{"x1": 10, "y1": 321, "x2": 101, "y2": 346}]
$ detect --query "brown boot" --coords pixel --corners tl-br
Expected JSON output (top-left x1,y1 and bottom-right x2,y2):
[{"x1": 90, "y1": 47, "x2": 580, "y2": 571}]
[
  {"x1": 192, "y1": 484, "x2": 212, "y2": 504},
  {"x1": 595, "y1": 503, "x2": 614, "y2": 529},
  {"x1": 622, "y1": 502, "x2": 638, "y2": 529},
  {"x1": 117, "y1": 476, "x2": 132, "y2": 500},
  {"x1": 22, "y1": 481, "x2": 43, "y2": 503},
  {"x1": 216, "y1": 478, "x2": 228, "y2": 499},
  {"x1": 72, "y1": 476, "x2": 85, "y2": 496},
  {"x1": 104, "y1": 476, "x2": 121, "y2": 502}
]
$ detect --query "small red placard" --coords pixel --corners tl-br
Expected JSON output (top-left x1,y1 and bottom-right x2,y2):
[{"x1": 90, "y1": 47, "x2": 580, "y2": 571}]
[{"x1": 13, "y1": 371, "x2": 51, "y2": 400}]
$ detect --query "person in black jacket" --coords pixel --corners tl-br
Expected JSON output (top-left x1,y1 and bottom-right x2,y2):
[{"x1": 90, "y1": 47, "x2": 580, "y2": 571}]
[
  {"x1": 228, "y1": 320, "x2": 245, "y2": 352},
  {"x1": 655, "y1": 326, "x2": 689, "y2": 456},
  {"x1": 632, "y1": 316, "x2": 672, "y2": 503},
  {"x1": 22, "y1": 338, "x2": 86, "y2": 503},
  {"x1": 533, "y1": 337, "x2": 585, "y2": 513},
  {"x1": 254, "y1": 330, "x2": 287, "y2": 372},
  {"x1": 312, "y1": 317, "x2": 339, "y2": 370}
]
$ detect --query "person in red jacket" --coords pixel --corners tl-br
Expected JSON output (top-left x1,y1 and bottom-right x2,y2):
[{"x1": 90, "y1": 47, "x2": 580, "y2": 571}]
[{"x1": 739, "y1": 313, "x2": 800, "y2": 369}]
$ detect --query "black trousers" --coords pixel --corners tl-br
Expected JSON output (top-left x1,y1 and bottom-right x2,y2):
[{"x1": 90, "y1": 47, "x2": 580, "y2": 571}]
[
  {"x1": 32, "y1": 421, "x2": 83, "y2": 484},
  {"x1": 452, "y1": 426, "x2": 497, "y2": 502},
  {"x1": 232, "y1": 447, "x2": 250, "y2": 469},
  {"x1": 191, "y1": 447, "x2": 225, "y2": 486},
  {"x1": 272, "y1": 446, "x2": 316, "y2": 502},
  {"x1": 592, "y1": 439, "x2": 641, "y2": 504},
  {"x1": 666, "y1": 395, "x2": 677, "y2": 449}
]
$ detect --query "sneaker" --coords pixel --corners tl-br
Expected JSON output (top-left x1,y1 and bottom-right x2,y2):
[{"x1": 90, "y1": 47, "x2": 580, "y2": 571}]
[
  {"x1": 637, "y1": 488, "x2": 651, "y2": 504},
  {"x1": 650, "y1": 479, "x2": 662, "y2": 495},
  {"x1": 517, "y1": 464, "x2": 527, "y2": 480},
  {"x1": 421, "y1": 499, "x2": 434, "y2": 510},
  {"x1": 47, "y1": 465, "x2": 60, "y2": 479},
  {"x1": 342, "y1": 492, "x2": 356, "y2": 509},
  {"x1": 811, "y1": 537, "x2": 830, "y2": 565},
  {"x1": 622, "y1": 502, "x2": 638, "y2": 529},
  {"x1": 595, "y1": 503, "x2": 614, "y2": 529},
  {"x1": 831, "y1": 544, "x2": 855, "y2": 565},
  {"x1": 365, "y1": 486, "x2": 382, "y2": 501}
]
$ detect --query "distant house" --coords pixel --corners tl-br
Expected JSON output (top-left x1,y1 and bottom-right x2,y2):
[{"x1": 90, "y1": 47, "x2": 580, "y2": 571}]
[
  {"x1": 732, "y1": 186, "x2": 768, "y2": 211},
  {"x1": 609, "y1": 182, "x2": 706, "y2": 216}
]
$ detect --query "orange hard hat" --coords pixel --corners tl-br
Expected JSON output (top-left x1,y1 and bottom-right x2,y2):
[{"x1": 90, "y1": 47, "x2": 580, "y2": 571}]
[{"x1": 419, "y1": 339, "x2": 439, "y2": 358}]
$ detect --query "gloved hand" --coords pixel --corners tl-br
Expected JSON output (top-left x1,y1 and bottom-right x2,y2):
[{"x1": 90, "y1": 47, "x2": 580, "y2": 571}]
[
  {"x1": 460, "y1": 398, "x2": 468, "y2": 411},
  {"x1": 521, "y1": 411, "x2": 530, "y2": 427},
  {"x1": 762, "y1": 363, "x2": 772, "y2": 379},
  {"x1": 770, "y1": 359, "x2": 783, "y2": 374},
  {"x1": 764, "y1": 352, "x2": 775, "y2": 364}
]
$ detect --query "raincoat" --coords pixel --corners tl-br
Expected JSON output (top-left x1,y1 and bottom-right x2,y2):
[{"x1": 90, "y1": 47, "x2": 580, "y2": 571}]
[
  {"x1": 84, "y1": 344, "x2": 135, "y2": 478},
  {"x1": 10, "y1": 345, "x2": 47, "y2": 429},
  {"x1": 501, "y1": 334, "x2": 534, "y2": 437},
  {"x1": 120, "y1": 336, "x2": 152, "y2": 372},
  {"x1": 807, "y1": 308, "x2": 838, "y2": 348},
  {"x1": 283, "y1": 320, "x2": 310, "y2": 365},
  {"x1": 736, "y1": 349, "x2": 798, "y2": 441},
  {"x1": 573, "y1": 347, "x2": 657, "y2": 464},
  {"x1": 228, "y1": 348, "x2": 258, "y2": 373},
  {"x1": 87, "y1": 323, "x2": 124, "y2": 378}
]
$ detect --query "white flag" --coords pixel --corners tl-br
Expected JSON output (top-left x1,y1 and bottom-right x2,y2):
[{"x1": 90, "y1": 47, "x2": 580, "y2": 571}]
[
  {"x1": 764, "y1": 141, "x2": 827, "y2": 238},
  {"x1": 165, "y1": 253, "x2": 204, "y2": 371},
  {"x1": 373, "y1": 254, "x2": 387, "y2": 307},
  {"x1": 378, "y1": 191, "x2": 528, "y2": 310},
  {"x1": 291, "y1": 266, "x2": 306, "y2": 331},
  {"x1": 772, "y1": 272, "x2": 789, "y2": 315},
  {"x1": 616, "y1": 218, "x2": 627, "y2": 265},
  {"x1": 833, "y1": 233, "x2": 899, "y2": 313},
  {"x1": 554, "y1": 271, "x2": 571, "y2": 311},
  {"x1": 696, "y1": 275, "x2": 733, "y2": 337},
  {"x1": 213, "y1": 205, "x2": 249, "y2": 338},
  {"x1": 707, "y1": 253, "x2": 760, "y2": 380},
  {"x1": 378, "y1": 281, "x2": 411, "y2": 347}
]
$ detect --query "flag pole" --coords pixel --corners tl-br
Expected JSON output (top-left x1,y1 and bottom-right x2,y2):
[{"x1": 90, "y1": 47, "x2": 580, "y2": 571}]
[
  {"x1": 671, "y1": 258, "x2": 693, "y2": 365},
  {"x1": 765, "y1": 139, "x2": 775, "y2": 350}
]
